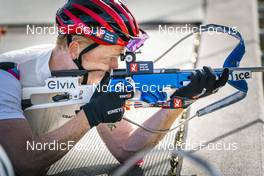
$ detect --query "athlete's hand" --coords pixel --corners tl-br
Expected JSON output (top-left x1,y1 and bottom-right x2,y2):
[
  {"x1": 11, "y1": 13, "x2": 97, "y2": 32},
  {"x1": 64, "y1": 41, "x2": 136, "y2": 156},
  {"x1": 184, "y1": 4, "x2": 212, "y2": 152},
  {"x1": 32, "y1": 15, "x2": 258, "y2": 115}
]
[
  {"x1": 82, "y1": 72, "x2": 133, "y2": 128},
  {"x1": 172, "y1": 66, "x2": 229, "y2": 99}
]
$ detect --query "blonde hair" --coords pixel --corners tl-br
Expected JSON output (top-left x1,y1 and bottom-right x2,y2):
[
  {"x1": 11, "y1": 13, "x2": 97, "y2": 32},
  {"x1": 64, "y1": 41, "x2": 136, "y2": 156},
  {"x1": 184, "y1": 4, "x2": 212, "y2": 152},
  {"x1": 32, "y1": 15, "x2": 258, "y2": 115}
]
[{"x1": 56, "y1": 35, "x2": 94, "y2": 50}]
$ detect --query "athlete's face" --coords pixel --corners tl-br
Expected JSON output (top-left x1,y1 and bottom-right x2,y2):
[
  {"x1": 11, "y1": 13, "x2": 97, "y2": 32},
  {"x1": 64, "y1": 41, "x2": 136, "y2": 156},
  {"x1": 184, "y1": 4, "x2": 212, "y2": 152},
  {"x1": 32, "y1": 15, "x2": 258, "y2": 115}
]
[
  {"x1": 69, "y1": 41, "x2": 125, "y2": 84},
  {"x1": 81, "y1": 44, "x2": 125, "y2": 72}
]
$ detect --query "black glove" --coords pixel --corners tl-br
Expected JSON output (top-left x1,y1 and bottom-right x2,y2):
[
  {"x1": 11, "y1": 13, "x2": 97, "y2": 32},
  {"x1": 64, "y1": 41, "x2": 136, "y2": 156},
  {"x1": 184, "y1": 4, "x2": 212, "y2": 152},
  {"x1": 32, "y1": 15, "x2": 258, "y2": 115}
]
[
  {"x1": 172, "y1": 66, "x2": 229, "y2": 99},
  {"x1": 82, "y1": 72, "x2": 133, "y2": 128}
]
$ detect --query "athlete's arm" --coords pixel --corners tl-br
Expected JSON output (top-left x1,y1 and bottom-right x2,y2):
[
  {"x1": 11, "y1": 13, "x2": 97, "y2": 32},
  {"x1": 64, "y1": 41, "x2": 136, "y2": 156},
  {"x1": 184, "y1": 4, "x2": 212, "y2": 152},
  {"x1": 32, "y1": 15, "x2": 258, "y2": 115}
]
[
  {"x1": 97, "y1": 109, "x2": 183, "y2": 162},
  {"x1": 97, "y1": 66, "x2": 229, "y2": 162},
  {"x1": 0, "y1": 70, "x2": 129, "y2": 176},
  {"x1": 1, "y1": 89, "x2": 128, "y2": 176},
  {"x1": 0, "y1": 71, "x2": 91, "y2": 176},
  {"x1": 0, "y1": 110, "x2": 89, "y2": 176}
]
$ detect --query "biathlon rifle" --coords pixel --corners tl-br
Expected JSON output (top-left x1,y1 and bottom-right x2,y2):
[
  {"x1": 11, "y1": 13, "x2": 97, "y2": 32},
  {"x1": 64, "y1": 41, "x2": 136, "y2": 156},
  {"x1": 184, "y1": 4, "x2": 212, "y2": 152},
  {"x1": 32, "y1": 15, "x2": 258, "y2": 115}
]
[{"x1": 22, "y1": 24, "x2": 264, "y2": 121}]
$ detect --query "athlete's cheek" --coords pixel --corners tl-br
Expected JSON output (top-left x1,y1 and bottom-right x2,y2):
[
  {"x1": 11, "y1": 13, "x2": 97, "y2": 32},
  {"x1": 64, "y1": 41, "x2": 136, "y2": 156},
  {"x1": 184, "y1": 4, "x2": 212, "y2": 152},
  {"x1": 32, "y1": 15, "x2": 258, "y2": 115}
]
[{"x1": 110, "y1": 58, "x2": 119, "y2": 69}]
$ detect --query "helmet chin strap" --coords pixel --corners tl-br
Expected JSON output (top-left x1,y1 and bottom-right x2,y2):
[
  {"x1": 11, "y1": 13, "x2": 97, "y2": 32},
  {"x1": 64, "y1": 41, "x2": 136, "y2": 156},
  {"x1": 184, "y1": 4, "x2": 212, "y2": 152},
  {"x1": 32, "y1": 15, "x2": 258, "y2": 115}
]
[
  {"x1": 74, "y1": 43, "x2": 99, "y2": 84},
  {"x1": 67, "y1": 35, "x2": 99, "y2": 84}
]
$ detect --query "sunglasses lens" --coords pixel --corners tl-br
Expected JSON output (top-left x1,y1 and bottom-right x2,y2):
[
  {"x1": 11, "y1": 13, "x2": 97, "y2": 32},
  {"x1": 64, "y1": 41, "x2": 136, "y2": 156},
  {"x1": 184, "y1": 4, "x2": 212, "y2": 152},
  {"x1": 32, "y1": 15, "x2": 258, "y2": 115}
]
[{"x1": 126, "y1": 32, "x2": 149, "y2": 52}]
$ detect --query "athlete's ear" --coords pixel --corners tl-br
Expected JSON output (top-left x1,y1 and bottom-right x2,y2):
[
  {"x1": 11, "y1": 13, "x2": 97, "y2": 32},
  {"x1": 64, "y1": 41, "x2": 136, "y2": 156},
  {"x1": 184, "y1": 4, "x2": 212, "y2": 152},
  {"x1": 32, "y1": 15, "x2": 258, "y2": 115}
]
[{"x1": 68, "y1": 41, "x2": 80, "y2": 60}]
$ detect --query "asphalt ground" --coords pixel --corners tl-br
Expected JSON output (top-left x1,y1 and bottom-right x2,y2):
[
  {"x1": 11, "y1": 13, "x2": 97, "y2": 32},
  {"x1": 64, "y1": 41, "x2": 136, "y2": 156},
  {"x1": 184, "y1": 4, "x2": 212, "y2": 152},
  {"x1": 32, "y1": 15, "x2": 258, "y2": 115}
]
[{"x1": 181, "y1": 0, "x2": 264, "y2": 175}]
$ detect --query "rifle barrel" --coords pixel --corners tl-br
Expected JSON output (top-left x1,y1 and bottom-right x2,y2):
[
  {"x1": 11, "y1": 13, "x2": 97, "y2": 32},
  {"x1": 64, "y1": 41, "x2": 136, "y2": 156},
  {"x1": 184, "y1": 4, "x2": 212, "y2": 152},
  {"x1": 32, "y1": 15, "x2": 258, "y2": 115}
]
[{"x1": 179, "y1": 66, "x2": 264, "y2": 73}]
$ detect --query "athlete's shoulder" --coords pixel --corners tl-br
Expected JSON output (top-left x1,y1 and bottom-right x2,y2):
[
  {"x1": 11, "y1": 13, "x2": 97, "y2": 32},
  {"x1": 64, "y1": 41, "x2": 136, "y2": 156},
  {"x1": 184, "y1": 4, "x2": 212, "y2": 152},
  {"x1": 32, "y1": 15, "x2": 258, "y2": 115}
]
[
  {"x1": 0, "y1": 44, "x2": 55, "y2": 64},
  {"x1": 0, "y1": 44, "x2": 54, "y2": 87},
  {"x1": 0, "y1": 70, "x2": 24, "y2": 120},
  {"x1": 0, "y1": 70, "x2": 20, "y2": 88}
]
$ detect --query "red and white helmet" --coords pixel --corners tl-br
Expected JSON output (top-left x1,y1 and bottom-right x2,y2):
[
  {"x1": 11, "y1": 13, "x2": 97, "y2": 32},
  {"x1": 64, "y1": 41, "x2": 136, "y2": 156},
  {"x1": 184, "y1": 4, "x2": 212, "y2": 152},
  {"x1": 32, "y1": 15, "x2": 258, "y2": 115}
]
[{"x1": 56, "y1": 0, "x2": 140, "y2": 46}]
